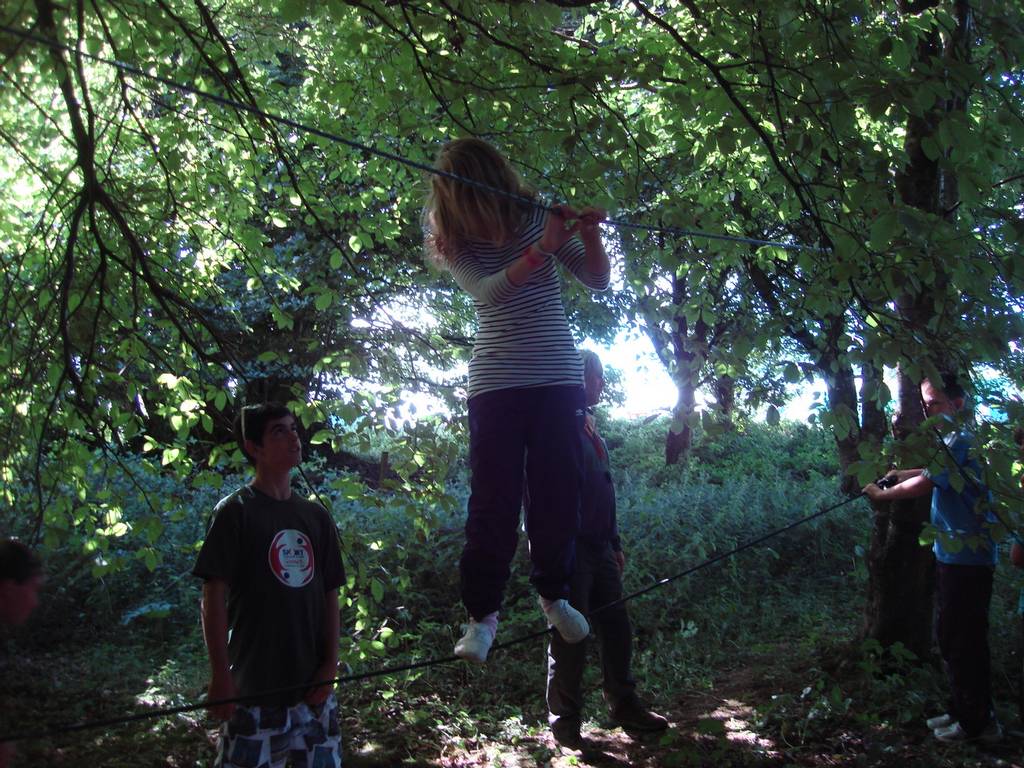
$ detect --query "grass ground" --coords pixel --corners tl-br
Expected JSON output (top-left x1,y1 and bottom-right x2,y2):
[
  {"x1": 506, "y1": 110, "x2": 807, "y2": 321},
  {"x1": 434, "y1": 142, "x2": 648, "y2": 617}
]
[{"x1": 3, "y1": 551, "x2": 1021, "y2": 767}]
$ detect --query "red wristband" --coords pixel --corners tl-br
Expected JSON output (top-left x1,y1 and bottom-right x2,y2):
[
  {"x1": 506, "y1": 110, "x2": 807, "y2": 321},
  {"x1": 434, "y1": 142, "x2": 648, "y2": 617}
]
[{"x1": 523, "y1": 246, "x2": 546, "y2": 267}]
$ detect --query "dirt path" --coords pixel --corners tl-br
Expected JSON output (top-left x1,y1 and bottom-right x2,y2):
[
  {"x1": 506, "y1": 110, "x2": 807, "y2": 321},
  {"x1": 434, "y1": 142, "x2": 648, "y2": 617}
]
[
  {"x1": 345, "y1": 660, "x2": 1024, "y2": 768},
  {"x1": 346, "y1": 664, "x2": 788, "y2": 768},
  {"x1": 6, "y1": 641, "x2": 1022, "y2": 767}
]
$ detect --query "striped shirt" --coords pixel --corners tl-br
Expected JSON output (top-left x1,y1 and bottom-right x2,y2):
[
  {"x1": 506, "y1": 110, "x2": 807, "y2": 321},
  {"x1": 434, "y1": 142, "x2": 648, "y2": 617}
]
[{"x1": 449, "y1": 208, "x2": 610, "y2": 399}]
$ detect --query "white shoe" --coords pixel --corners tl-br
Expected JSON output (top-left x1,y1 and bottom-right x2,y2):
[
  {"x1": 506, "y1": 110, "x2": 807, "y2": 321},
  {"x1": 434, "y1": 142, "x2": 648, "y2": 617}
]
[
  {"x1": 455, "y1": 620, "x2": 496, "y2": 663},
  {"x1": 934, "y1": 721, "x2": 966, "y2": 741},
  {"x1": 926, "y1": 713, "x2": 953, "y2": 730},
  {"x1": 541, "y1": 598, "x2": 590, "y2": 643},
  {"x1": 934, "y1": 719, "x2": 1003, "y2": 743}
]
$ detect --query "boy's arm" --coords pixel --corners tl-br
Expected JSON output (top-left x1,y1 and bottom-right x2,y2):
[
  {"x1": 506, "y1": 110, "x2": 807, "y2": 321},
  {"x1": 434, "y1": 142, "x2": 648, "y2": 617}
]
[
  {"x1": 305, "y1": 588, "x2": 340, "y2": 706},
  {"x1": 890, "y1": 468, "x2": 925, "y2": 482},
  {"x1": 201, "y1": 579, "x2": 237, "y2": 720},
  {"x1": 863, "y1": 473, "x2": 934, "y2": 504}
]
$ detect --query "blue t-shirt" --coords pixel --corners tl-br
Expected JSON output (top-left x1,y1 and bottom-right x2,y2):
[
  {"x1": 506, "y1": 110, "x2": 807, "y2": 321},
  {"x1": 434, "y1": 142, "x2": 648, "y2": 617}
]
[{"x1": 923, "y1": 430, "x2": 997, "y2": 566}]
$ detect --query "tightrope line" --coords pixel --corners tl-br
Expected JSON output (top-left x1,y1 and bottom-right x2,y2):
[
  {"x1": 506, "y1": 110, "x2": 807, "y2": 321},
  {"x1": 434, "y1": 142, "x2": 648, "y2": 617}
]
[
  {"x1": 0, "y1": 492, "x2": 863, "y2": 744},
  {"x1": 0, "y1": 25, "x2": 825, "y2": 253}
]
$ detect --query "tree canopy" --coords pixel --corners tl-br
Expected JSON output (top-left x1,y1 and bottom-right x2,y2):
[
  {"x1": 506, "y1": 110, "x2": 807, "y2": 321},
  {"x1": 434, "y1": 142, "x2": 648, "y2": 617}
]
[{"x1": 2, "y1": 0, "x2": 1022, "y2": 562}]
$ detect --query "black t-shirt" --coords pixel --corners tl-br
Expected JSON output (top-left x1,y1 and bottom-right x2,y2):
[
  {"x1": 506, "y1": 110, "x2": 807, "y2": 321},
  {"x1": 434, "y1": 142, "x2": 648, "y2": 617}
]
[{"x1": 193, "y1": 485, "x2": 345, "y2": 705}]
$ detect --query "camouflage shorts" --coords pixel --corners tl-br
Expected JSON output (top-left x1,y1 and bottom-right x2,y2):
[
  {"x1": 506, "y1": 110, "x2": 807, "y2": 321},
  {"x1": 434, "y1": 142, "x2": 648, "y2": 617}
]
[{"x1": 215, "y1": 694, "x2": 341, "y2": 768}]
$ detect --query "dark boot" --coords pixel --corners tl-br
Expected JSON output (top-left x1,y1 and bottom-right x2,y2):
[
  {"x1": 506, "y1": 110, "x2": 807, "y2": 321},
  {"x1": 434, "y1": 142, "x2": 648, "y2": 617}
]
[
  {"x1": 550, "y1": 716, "x2": 583, "y2": 749},
  {"x1": 610, "y1": 697, "x2": 668, "y2": 732}
]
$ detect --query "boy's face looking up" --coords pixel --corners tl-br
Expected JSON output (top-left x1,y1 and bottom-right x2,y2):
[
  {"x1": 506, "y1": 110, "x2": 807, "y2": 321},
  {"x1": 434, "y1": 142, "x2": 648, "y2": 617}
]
[
  {"x1": 0, "y1": 573, "x2": 42, "y2": 626},
  {"x1": 921, "y1": 379, "x2": 963, "y2": 419},
  {"x1": 246, "y1": 414, "x2": 302, "y2": 472}
]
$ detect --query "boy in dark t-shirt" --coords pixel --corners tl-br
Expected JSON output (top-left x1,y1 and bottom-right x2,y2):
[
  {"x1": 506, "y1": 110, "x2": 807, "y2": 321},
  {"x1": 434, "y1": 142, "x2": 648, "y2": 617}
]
[{"x1": 194, "y1": 402, "x2": 345, "y2": 768}]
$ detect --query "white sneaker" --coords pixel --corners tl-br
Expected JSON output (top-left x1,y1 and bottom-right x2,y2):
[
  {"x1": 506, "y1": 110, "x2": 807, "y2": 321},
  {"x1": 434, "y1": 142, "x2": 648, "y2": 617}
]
[
  {"x1": 455, "y1": 620, "x2": 496, "y2": 663},
  {"x1": 541, "y1": 598, "x2": 590, "y2": 643},
  {"x1": 933, "y1": 721, "x2": 966, "y2": 741},
  {"x1": 934, "y1": 719, "x2": 1003, "y2": 744},
  {"x1": 926, "y1": 713, "x2": 954, "y2": 730}
]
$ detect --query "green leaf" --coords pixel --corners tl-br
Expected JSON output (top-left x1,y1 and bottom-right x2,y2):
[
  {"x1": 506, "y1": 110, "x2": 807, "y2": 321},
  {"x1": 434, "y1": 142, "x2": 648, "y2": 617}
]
[
  {"x1": 280, "y1": 0, "x2": 309, "y2": 23},
  {"x1": 157, "y1": 373, "x2": 180, "y2": 389},
  {"x1": 370, "y1": 578, "x2": 384, "y2": 602},
  {"x1": 868, "y1": 211, "x2": 900, "y2": 251},
  {"x1": 271, "y1": 304, "x2": 294, "y2": 331},
  {"x1": 920, "y1": 136, "x2": 941, "y2": 161},
  {"x1": 890, "y1": 37, "x2": 911, "y2": 69},
  {"x1": 309, "y1": 429, "x2": 333, "y2": 445}
]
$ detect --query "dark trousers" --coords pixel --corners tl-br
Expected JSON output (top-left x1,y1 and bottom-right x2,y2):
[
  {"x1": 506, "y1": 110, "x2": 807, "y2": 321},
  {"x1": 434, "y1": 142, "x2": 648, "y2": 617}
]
[
  {"x1": 547, "y1": 540, "x2": 637, "y2": 726},
  {"x1": 460, "y1": 385, "x2": 584, "y2": 619},
  {"x1": 936, "y1": 562, "x2": 994, "y2": 736}
]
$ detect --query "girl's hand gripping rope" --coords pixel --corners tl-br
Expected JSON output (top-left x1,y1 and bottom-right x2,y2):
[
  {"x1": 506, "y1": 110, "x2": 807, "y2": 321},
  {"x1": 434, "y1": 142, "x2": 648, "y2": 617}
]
[
  {"x1": 577, "y1": 206, "x2": 607, "y2": 244},
  {"x1": 539, "y1": 204, "x2": 582, "y2": 253}
]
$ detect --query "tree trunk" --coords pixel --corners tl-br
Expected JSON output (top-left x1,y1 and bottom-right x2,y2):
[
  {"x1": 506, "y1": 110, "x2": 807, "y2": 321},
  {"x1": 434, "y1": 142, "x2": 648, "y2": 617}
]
[
  {"x1": 639, "y1": 271, "x2": 709, "y2": 466},
  {"x1": 666, "y1": 368, "x2": 697, "y2": 465},
  {"x1": 860, "y1": 362, "x2": 888, "y2": 445},
  {"x1": 713, "y1": 373, "x2": 736, "y2": 429},
  {"x1": 862, "y1": 501, "x2": 935, "y2": 657},
  {"x1": 862, "y1": 366, "x2": 934, "y2": 657},
  {"x1": 862, "y1": 1, "x2": 972, "y2": 656},
  {"x1": 823, "y1": 362, "x2": 862, "y2": 495}
]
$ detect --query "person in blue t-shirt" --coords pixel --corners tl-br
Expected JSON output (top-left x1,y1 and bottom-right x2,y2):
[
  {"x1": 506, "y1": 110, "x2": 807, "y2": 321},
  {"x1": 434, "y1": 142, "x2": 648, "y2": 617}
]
[{"x1": 863, "y1": 375, "x2": 1000, "y2": 743}]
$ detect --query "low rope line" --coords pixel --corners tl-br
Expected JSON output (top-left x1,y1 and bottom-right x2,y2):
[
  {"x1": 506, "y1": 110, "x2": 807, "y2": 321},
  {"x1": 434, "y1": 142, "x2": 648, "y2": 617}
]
[
  {"x1": 0, "y1": 492, "x2": 861, "y2": 745},
  {"x1": 0, "y1": 25, "x2": 824, "y2": 253},
  {"x1": 588, "y1": 492, "x2": 863, "y2": 617}
]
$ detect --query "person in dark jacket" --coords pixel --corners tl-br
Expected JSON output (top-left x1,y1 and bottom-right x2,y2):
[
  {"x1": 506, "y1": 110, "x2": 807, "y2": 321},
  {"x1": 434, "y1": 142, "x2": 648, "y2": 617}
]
[{"x1": 541, "y1": 350, "x2": 668, "y2": 749}]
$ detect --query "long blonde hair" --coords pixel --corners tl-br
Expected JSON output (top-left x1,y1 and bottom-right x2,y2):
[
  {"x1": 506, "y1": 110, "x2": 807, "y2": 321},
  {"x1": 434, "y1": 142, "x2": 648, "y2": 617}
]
[{"x1": 424, "y1": 138, "x2": 534, "y2": 265}]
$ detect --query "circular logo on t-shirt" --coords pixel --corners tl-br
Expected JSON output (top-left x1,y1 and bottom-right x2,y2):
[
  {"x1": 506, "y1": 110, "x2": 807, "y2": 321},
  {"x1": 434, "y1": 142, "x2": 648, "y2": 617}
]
[{"x1": 268, "y1": 529, "x2": 315, "y2": 588}]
